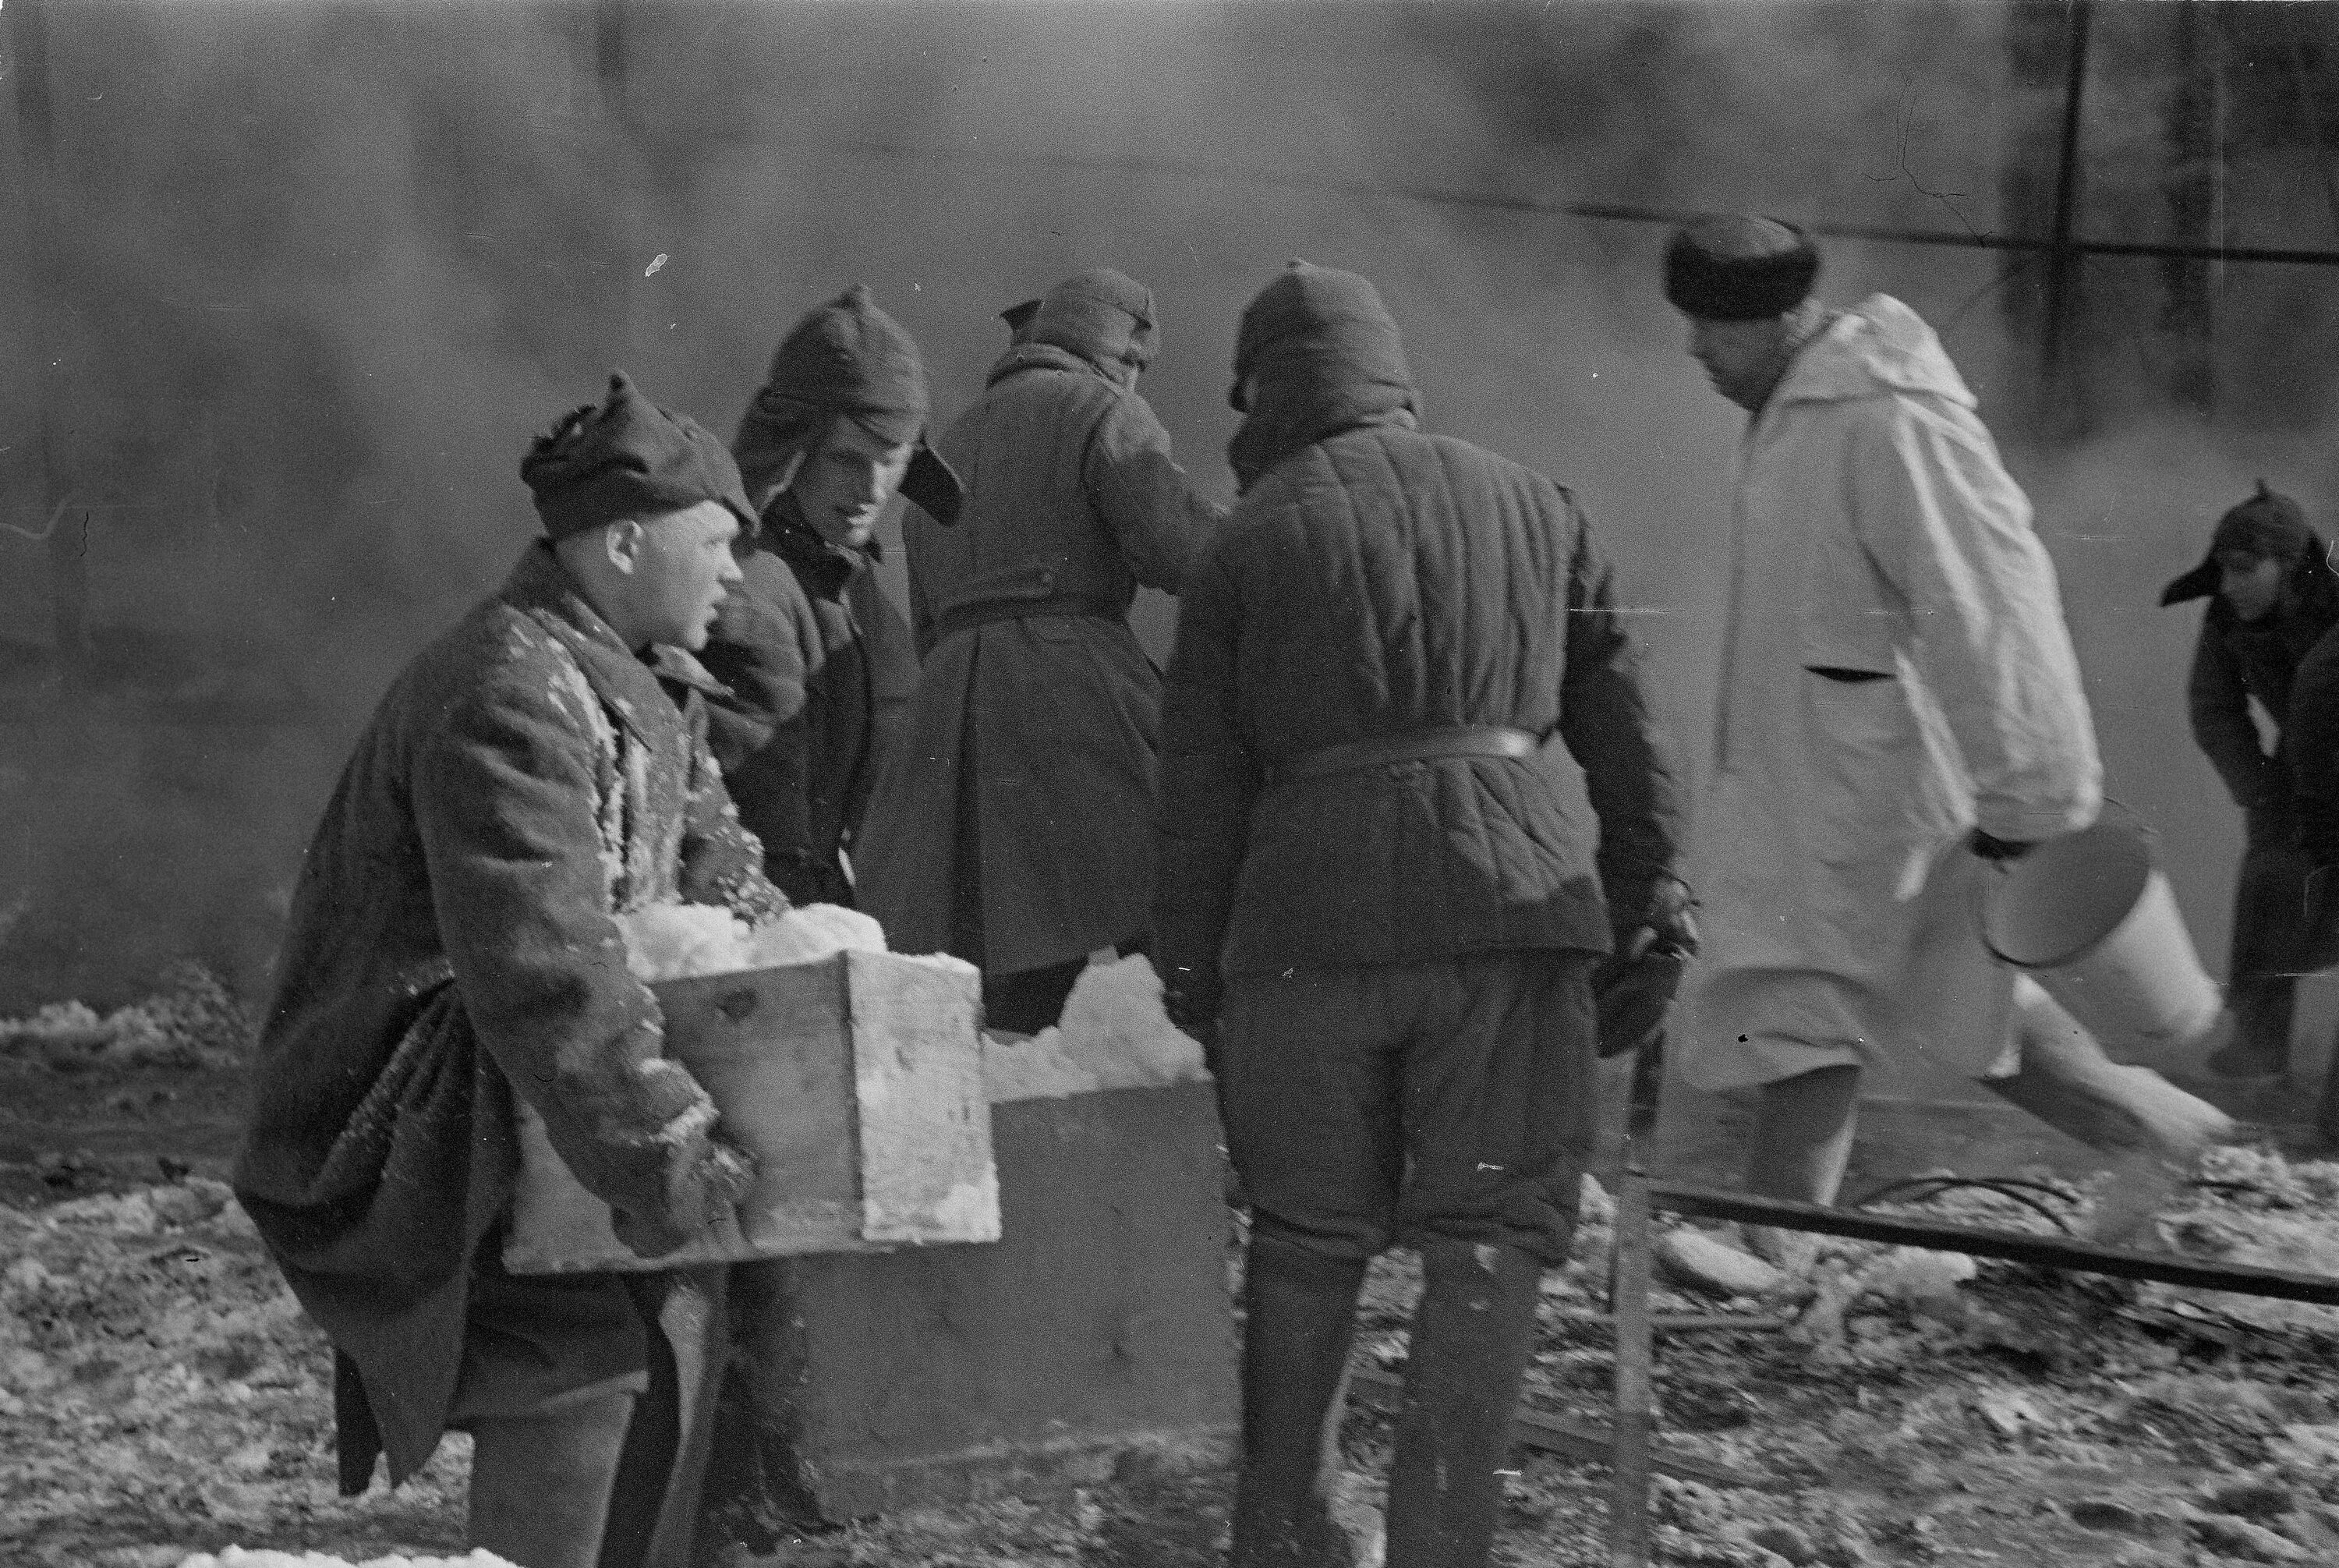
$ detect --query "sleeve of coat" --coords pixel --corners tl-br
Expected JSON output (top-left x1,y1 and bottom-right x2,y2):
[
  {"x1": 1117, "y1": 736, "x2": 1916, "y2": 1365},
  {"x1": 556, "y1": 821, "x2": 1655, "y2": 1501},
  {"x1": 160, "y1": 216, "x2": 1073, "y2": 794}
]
[
  {"x1": 699, "y1": 552, "x2": 818, "y2": 775},
  {"x1": 678, "y1": 700, "x2": 792, "y2": 922},
  {"x1": 1085, "y1": 392, "x2": 1227, "y2": 596},
  {"x1": 1847, "y1": 400, "x2": 2104, "y2": 844},
  {"x1": 2289, "y1": 626, "x2": 2339, "y2": 862},
  {"x1": 2188, "y1": 624, "x2": 2278, "y2": 811},
  {"x1": 1151, "y1": 536, "x2": 1258, "y2": 1021},
  {"x1": 410, "y1": 673, "x2": 732, "y2": 1255},
  {"x1": 1551, "y1": 494, "x2": 1688, "y2": 933}
]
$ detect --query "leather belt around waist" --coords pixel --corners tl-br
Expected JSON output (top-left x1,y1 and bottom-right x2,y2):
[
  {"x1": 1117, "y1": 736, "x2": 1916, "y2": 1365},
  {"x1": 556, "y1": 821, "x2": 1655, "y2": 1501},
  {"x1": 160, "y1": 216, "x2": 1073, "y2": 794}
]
[
  {"x1": 1265, "y1": 724, "x2": 1542, "y2": 788},
  {"x1": 928, "y1": 592, "x2": 1124, "y2": 646}
]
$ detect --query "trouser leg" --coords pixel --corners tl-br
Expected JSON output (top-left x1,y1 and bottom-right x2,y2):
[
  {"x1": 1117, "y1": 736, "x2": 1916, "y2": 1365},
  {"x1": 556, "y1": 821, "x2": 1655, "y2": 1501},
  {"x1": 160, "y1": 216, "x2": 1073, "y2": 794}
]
[
  {"x1": 598, "y1": 1267, "x2": 731, "y2": 1568},
  {"x1": 1231, "y1": 1227, "x2": 1373, "y2": 1568},
  {"x1": 1987, "y1": 985, "x2": 2235, "y2": 1244},
  {"x1": 1744, "y1": 1064, "x2": 1861, "y2": 1206},
  {"x1": 1382, "y1": 1240, "x2": 1544, "y2": 1568},
  {"x1": 1382, "y1": 953, "x2": 1596, "y2": 1568},
  {"x1": 2216, "y1": 829, "x2": 2312, "y2": 1078},
  {"x1": 467, "y1": 1389, "x2": 639, "y2": 1568}
]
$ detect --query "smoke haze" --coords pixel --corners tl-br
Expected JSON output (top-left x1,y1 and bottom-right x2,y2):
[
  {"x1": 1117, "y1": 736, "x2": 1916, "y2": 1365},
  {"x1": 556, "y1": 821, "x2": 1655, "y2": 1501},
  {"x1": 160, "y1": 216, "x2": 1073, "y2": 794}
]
[{"x1": 3, "y1": 2, "x2": 2337, "y2": 1061}]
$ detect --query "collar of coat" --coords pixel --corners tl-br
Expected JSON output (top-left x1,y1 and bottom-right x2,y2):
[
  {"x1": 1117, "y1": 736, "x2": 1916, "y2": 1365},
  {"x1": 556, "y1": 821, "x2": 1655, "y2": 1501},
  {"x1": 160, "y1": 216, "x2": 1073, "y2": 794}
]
[
  {"x1": 499, "y1": 542, "x2": 731, "y2": 741},
  {"x1": 758, "y1": 494, "x2": 879, "y2": 602},
  {"x1": 1766, "y1": 293, "x2": 1974, "y2": 412},
  {"x1": 985, "y1": 340, "x2": 1136, "y2": 393}
]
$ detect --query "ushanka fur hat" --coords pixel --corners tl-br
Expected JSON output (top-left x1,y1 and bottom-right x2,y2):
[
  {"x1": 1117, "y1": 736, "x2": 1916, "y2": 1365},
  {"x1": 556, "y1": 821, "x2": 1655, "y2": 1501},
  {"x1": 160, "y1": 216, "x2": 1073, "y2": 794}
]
[
  {"x1": 1662, "y1": 214, "x2": 1821, "y2": 322},
  {"x1": 731, "y1": 284, "x2": 964, "y2": 528},
  {"x1": 2161, "y1": 481, "x2": 2321, "y2": 605}
]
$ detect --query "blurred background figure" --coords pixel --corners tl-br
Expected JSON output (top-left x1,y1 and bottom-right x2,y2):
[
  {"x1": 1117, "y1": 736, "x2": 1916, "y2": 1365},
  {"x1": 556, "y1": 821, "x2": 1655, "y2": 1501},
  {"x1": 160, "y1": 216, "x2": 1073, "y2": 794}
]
[
  {"x1": 2161, "y1": 483, "x2": 2339, "y2": 1092},
  {"x1": 856, "y1": 267, "x2": 1224, "y2": 1034}
]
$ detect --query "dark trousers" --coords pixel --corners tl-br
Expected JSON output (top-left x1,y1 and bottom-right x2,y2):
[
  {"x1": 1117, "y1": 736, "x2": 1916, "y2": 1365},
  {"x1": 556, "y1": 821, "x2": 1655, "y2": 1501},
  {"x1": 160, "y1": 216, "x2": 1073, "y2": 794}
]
[
  {"x1": 1217, "y1": 950, "x2": 1600, "y2": 1265},
  {"x1": 2228, "y1": 811, "x2": 2339, "y2": 1067}
]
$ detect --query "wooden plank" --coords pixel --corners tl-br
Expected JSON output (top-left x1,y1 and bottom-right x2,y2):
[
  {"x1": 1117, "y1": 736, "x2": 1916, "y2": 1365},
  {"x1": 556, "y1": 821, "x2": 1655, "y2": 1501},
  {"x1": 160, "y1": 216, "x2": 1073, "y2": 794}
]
[
  {"x1": 1608, "y1": 1168, "x2": 1656, "y2": 1567},
  {"x1": 849, "y1": 951, "x2": 996, "y2": 1245}
]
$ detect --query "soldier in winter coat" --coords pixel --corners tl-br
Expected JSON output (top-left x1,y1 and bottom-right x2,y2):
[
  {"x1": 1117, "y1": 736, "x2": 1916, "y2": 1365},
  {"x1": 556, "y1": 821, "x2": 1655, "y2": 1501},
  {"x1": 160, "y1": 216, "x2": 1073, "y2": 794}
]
[
  {"x1": 1665, "y1": 215, "x2": 2233, "y2": 1263},
  {"x1": 699, "y1": 285, "x2": 957, "y2": 908},
  {"x1": 855, "y1": 267, "x2": 1224, "y2": 1032},
  {"x1": 2161, "y1": 483, "x2": 2339, "y2": 1085},
  {"x1": 1155, "y1": 262, "x2": 1690, "y2": 1568},
  {"x1": 234, "y1": 374, "x2": 780, "y2": 1568}
]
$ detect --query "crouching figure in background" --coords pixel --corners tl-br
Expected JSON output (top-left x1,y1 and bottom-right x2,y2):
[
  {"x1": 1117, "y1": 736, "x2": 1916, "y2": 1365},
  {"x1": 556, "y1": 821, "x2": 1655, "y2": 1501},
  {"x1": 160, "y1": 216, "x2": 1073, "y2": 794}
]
[
  {"x1": 1153, "y1": 262, "x2": 1690, "y2": 1568},
  {"x1": 2161, "y1": 483, "x2": 2339, "y2": 1097},
  {"x1": 233, "y1": 374, "x2": 783, "y2": 1568}
]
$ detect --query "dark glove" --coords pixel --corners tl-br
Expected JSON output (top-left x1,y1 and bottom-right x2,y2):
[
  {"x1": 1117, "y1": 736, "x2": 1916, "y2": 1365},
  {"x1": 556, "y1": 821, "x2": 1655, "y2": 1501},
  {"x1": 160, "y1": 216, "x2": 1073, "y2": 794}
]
[
  {"x1": 1155, "y1": 956, "x2": 1223, "y2": 1077},
  {"x1": 1594, "y1": 946, "x2": 1690, "y2": 1060},
  {"x1": 1622, "y1": 876, "x2": 1700, "y2": 961},
  {"x1": 1967, "y1": 828, "x2": 2036, "y2": 862},
  {"x1": 1596, "y1": 877, "x2": 1697, "y2": 1060}
]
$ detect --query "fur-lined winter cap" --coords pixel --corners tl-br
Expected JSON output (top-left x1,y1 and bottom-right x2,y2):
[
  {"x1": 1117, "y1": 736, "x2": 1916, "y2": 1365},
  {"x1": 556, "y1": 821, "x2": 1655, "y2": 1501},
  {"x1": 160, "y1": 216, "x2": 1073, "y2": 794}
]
[
  {"x1": 2161, "y1": 481, "x2": 2319, "y2": 604},
  {"x1": 1663, "y1": 214, "x2": 1821, "y2": 322},
  {"x1": 731, "y1": 284, "x2": 963, "y2": 526}
]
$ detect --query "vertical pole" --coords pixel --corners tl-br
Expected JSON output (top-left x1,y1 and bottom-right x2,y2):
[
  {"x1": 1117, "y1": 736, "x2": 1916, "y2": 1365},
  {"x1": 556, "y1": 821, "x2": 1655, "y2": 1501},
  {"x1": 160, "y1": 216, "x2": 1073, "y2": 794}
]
[
  {"x1": 1607, "y1": 1165, "x2": 1655, "y2": 1568},
  {"x1": 2042, "y1": 0, "x2": 2094, "y2": 395},
  {"x1": 8, "y1": 0, "x2": 84, "y2": 678}
]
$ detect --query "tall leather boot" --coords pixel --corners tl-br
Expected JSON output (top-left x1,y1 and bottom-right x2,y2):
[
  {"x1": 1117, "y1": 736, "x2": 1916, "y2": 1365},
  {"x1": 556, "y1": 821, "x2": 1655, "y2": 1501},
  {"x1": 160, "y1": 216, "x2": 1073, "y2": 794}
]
[
  {"x1": 1383, "y1": 1240, "x2": 1545, "y2": 1568},
  {"x1": 467, "y1": 1388, "x2": 639, "y2": 1568},
  {"x1": 1231, "y1": 1230, "x2": 1372, "y2": 1568}
]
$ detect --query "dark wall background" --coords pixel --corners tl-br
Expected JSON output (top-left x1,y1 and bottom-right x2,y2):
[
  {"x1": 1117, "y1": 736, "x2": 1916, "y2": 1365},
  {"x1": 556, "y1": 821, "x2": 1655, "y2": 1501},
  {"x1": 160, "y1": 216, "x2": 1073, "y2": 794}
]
[{"x1": 2, "y1": 2, "x2": 2337, "y2": 1044}]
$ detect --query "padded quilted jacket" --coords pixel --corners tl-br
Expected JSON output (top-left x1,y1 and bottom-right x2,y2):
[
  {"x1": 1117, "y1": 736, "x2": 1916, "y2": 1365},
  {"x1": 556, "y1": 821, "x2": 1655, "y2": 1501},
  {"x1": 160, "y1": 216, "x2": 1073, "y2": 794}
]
[{"x1": 1153, "y1": 330, "x2": 1684, "y2": 1015}]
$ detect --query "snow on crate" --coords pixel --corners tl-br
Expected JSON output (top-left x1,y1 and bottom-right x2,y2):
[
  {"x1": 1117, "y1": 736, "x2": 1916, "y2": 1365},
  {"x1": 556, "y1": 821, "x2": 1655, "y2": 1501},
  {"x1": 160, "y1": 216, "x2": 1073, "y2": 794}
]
[
  {"x1": 175, "y1": 1552, "x2": 518, "y2": 1568},
  {"x1": 613, "y1": 900, "x2": 887, "y2": 981},
  {"x1": 979, "y1": 953, "x2": 1209, "y2": 1102}
]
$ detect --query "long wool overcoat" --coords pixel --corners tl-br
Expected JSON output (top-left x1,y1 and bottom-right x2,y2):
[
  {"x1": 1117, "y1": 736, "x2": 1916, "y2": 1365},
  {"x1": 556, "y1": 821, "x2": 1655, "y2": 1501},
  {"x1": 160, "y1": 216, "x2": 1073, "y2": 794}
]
[
  {"x1": 233, "y1": 543, "x2": 784, "y2": 1487},
  {"x1": 854, "y1": 341, "x2": 1223, "y2": 975},
  {"x1": 1679, "y1": 295, "x2": 2101, "y2": 1092}
]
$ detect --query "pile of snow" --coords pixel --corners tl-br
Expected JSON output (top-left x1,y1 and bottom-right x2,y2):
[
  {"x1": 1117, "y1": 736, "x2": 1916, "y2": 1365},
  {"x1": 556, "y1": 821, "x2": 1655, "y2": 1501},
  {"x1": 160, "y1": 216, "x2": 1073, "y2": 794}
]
[
  {"x1": 0, "y1": 961, "x2": 253, "y2": 1071},
  {"x1": 175, "y1": 1552, "x2": 518, "y2": 1568},
  {"x1": 614, "y1": 901, "x2": 886, "y2": 982},
  {"x1": 982, "y1": 954, "x2": 1208, "y2": 1103}
]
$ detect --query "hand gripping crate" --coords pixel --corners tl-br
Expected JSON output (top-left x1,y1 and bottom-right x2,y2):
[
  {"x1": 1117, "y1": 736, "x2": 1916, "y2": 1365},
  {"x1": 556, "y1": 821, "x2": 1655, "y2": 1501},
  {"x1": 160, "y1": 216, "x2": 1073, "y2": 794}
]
[{"x1": 503, "y1": 949, "x2": 997, "y2": 1274}]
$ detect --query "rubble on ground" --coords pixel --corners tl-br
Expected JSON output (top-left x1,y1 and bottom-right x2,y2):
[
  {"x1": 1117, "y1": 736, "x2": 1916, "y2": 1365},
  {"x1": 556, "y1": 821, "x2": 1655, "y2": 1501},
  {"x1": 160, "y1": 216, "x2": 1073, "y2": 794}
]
[{"x1": 15, "y1": 1044, "x2": 2339, "y2": 1563}]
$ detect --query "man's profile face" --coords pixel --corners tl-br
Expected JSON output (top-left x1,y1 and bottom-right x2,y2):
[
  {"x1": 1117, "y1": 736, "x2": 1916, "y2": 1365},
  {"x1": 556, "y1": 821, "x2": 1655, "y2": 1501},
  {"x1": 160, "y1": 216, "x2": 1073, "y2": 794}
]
[
  {"x1": 2217, "y1": 550, "x2": 2286, "y2": 624},
  {"x1": 792, "y1": 419, "x2": 914, "y2": 551},
  {"x1": 622, "y1": 500, "x2": 744, "y2": 650},
  {"x1": 1687, "y1": 315, "x2": 1791, "y2": 412}
]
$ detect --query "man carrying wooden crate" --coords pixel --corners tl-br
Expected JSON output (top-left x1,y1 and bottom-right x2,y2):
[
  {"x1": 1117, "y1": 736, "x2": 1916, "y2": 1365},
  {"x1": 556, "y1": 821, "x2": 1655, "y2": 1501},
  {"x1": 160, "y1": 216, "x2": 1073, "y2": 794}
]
[
  {"x1": 233, "y1": 373, "x2": 784, "y2": 1568},
  {"x1": 1154, "y1": 262, "x2": 1691, "y2": 1568}
]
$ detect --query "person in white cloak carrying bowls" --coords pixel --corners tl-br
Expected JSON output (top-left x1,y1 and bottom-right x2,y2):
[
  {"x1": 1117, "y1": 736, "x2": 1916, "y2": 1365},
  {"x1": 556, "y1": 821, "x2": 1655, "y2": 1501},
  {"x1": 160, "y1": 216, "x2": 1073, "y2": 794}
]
[{"x1": 1662, "y1": 214, "x2": 2237, "y2": 1267}]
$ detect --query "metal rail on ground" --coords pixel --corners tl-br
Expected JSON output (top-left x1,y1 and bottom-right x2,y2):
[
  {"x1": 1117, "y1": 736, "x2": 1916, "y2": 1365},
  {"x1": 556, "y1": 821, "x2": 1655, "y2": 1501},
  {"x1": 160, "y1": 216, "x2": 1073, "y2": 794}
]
[{"x1": 1601, "y1": 1171, "x2": 2339, "y2": 1567}]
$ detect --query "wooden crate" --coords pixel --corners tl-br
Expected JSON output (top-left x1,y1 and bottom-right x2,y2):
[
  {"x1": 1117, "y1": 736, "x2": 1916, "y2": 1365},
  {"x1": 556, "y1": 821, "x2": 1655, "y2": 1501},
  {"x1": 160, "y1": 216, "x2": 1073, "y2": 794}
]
[
  {"x1": 504, "y1": 949, "x2": 996, "y2": 1274},
  {"x1": 734, "y1": 1079, "x2": 1239, "y2": 1520}
]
